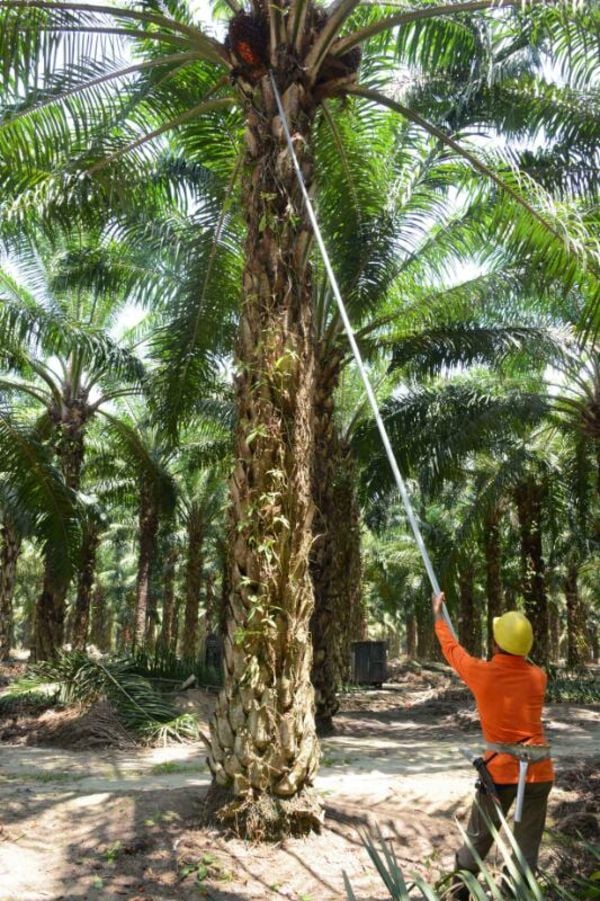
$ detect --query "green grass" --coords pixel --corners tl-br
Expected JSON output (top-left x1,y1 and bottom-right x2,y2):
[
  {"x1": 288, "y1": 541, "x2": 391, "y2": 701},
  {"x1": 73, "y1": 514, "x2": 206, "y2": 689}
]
[
  {"x1": 150, "y1": 761, "x2": 207, "y2": 775},
  {"x1": 320, "y1": 753, "x2": 338, "y2": 767},
  {"x1": 1, "y1": 770, "x2": 88, "y2": 784},
  {"x1": 320, "y1": 752, "x2": 355, "y2": 768}
]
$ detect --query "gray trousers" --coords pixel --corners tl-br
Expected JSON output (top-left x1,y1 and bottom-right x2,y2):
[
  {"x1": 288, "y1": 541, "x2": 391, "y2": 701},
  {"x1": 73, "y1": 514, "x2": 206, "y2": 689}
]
[{"x1": 456, "y1": 781, "x2": 553, "y2": 875}]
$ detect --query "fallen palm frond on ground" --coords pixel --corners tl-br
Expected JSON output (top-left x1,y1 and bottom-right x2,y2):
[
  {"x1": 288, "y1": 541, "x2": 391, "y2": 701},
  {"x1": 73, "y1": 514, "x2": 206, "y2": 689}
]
[{"x1": 0, "y1": 652, "x2": 200, "y2": 745}]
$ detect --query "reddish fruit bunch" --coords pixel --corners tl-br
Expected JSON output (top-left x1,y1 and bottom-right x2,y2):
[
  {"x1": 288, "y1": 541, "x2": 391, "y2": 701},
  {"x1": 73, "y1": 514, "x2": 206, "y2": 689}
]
[{"x1": 226, "y1": 12, "x2": 269, "y2": 71}]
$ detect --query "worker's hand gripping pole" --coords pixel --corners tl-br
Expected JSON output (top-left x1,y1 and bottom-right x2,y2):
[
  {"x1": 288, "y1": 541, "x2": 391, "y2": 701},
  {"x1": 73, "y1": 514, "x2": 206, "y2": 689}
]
[{"x1": 269, "y1": 71, "x2": 456, "y2": 638}]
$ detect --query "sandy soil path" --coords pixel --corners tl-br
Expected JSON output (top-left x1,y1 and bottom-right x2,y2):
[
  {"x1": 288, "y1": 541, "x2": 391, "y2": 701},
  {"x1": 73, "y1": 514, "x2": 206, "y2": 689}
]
[{"x1": 0, "y1": 688, "x2": 598, "y2": 901}]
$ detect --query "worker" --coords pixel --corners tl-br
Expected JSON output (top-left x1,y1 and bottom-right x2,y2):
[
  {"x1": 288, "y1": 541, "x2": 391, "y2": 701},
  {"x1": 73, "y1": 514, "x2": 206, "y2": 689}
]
[{"x1": 432, "y1": 592, "x2": 554, "y2": 900}]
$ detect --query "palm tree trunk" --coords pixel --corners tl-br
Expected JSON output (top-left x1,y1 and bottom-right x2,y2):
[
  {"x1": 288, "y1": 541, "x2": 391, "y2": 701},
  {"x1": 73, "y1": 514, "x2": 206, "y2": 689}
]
[
  {"x1": 565, "y1": 562, "x2": 590, "y2": 668},
  {"x1": 207, "y1": 78, "x2": 321, "y2": 839},
  {"x1": 89, "y1": 584, "x2": 108, "y2": 650},
  {"x1": 34, "y1": 410, "x2": 86, "y2": 660},
  {"x1": 590, "y1": 627, "x2": 599, "y2": 663},
  {"x1": 170, "y1": 594, "x2": 182, "y2": 657},
  {"x1": 483, "y1": 505, "x2": 503, "y2": 657},
  {"x1": 72, "y1": 518, "x2": 100, "y2": 651},
  {"x1": 34, "y1": 571, "x2": 68, "y2": 661},
  {"x1": 199, "y1": 570, "x2": 218, "y2": 660},
  {"x1": 158, "y1": 544, "x2": 178, "y2": 657},
  {"x1": 416, "y1": 595, "x2": 435, "y2": 659},
  {"x1": 182, "y1": 506, "x2": 203, "y2": 660},
  {"x1": 406, "y1": 612, "x2": 417, "y2": 658},
  {"x1": 133, "y1": 482, "x2": 159, "y2": 651},
  {"x1": 458, "y1": 561, "x2": 480, "y2": 655},
  {"x1": 118, "y1": 590, "x2": 135, "y2": 651},
  {"x1": 548, "y1": 597, "x2": 560, "y2": 663},
  {"x1": 205, "y1": 570, "x2": 217, "y2": 635},
  {"x1": 218, "y1": 537, "x2": 230, "y2": 641},
  {"x1": 332, "y1": 441, "x2": 365, "y2": 686},
  {"x1": 310, "y1": 355, "x2": 365, "y2": 731},
  {"x1": 310, "y1": 353, "x2": 342, "y2": 731},
  {"x1": 0, "y1": 522, "x2": 21, "y2": 660},
  {"x1": 514, "y1": 477, "x2": 549, "y2": 665}
]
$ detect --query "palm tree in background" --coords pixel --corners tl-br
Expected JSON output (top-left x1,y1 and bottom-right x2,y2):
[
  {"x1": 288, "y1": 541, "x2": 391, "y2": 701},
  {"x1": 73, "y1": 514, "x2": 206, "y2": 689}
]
[
  {"x1": 1, "y1": 0, "x2": 598, "y2": 836},
  {"x1": 94, "y1": 414, "x2": 178, "y2": 650},
  {"x1": 0, "y1": 239, "x2": 145, "y2": 658},
  {"x1": 312, "y1": 259, "x2": 568, "y2": 721},
  {"x1": 361, "y1": 345, "x2": 600, "y2": 666},
  {"x1": 0, "y1": 401, "x2": 79, "y2": 657}
]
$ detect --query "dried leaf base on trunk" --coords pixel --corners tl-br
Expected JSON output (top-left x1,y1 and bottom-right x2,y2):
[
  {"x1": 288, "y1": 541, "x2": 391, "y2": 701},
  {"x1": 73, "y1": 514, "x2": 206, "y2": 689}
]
[
  {"x1": 207, "y1": 73, "x2": 321, "y2": 837},
  {"x1": 200, "y1": 783, "x2": 323, "y2": 842}
]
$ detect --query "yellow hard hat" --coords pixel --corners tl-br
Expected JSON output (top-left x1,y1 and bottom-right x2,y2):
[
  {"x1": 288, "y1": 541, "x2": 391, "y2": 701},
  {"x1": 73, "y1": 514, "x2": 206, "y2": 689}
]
[{"x1": 493, "y1": 611, "x2": 533, "y2": 656}]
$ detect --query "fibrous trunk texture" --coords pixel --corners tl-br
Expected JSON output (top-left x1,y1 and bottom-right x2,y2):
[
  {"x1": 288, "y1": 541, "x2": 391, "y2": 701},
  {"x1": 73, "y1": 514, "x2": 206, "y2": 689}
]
[
  {"x1": 483, "y1": 505, "x2": 503, "y2": 657},
  {"x1": 72, "y1": 518, "x2": 100, "y2": 651},
  {"x1": 0, "y1": 522, "x2": 21, "y2": 660},
  {"x1": 514, "y1": 477, "x2": 549, "y2": 665},
  {"x1": 310, "y1": 353, "x2": 342, "y2": 731},
  {"x1": 182, "y1": 506, "x2": 204, "y2": 660},
  {"x1": 34, "y1": 407, "x2": 85, "y2": 660},
  {"x1": 133, "y1": 481, "x2": 159, "y2": 651},
  {"x1": 565, "y1": 563, "x2": 590, "y2": 668},
  {"x1": 207, "y1": 76, "x2": 321, "y2": 840},
  {"x1": 458, "y1": 561, "x2": 481, "y2": 656}
]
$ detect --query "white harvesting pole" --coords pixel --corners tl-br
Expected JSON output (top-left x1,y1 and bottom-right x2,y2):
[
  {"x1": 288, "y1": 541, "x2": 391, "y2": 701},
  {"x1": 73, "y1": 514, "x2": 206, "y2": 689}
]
[{"x1": 269, "y1": 72, "x2": 456, "y2": 638}]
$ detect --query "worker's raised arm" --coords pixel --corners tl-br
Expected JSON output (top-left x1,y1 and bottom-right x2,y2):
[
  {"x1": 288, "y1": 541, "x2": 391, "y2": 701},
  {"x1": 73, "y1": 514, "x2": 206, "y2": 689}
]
[{"x1": 432, "y1": 592, "x2": 482, "y2": 689}]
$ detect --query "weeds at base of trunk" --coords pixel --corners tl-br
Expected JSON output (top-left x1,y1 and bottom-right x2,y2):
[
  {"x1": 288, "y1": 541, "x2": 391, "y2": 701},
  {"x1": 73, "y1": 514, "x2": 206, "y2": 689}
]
[{"x1": 200, "y1": 782, "x2": 323, "y2": 841}]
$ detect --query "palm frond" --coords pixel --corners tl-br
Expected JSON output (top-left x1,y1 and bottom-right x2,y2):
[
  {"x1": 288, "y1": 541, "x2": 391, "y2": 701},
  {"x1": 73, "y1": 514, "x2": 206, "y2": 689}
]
[
  {"x1": 2, "y1": 651, "x2": 201, "y2": 743},
  {"x1": 386, "y1": 323, "x2": 567, "y2": 377},
  {"x1": 353, "y1": 376, "x2": 549, "y2": 498}
]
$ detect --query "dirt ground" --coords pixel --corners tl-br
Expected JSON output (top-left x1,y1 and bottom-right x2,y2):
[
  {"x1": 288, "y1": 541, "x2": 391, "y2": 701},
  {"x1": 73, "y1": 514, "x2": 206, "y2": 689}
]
[{"x1": 0, "y1": 661, "x2": 598, "y2": 900}]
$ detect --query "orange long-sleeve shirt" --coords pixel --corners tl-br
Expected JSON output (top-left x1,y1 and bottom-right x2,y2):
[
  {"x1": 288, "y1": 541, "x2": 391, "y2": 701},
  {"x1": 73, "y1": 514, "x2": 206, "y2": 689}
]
[{"x1": 435, "y1": 619, "x2": 554, "y2": 784}]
